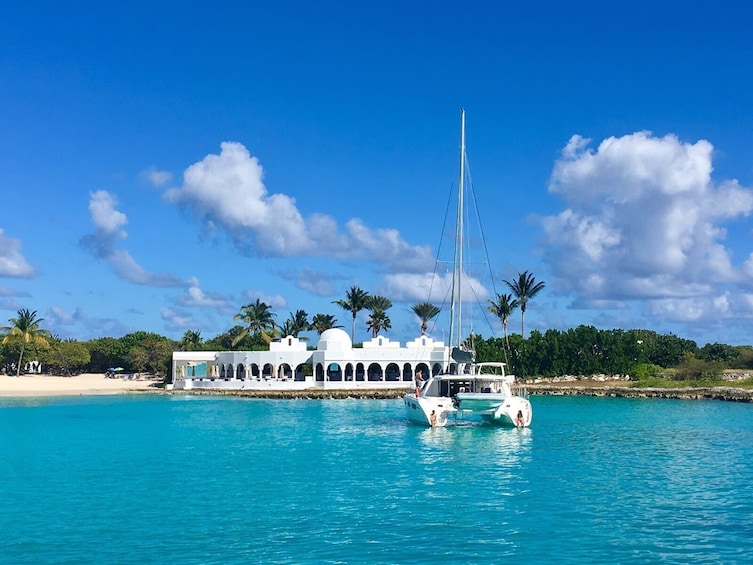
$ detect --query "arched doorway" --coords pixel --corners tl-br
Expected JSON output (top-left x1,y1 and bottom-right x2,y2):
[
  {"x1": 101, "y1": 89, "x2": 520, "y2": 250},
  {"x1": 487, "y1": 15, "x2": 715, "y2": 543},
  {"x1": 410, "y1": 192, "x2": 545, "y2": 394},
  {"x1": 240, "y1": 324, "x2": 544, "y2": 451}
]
[
  {"x1": 385, "y1": 363, "x2": 400, "y2": 381},
  {"x1": 367, "y1": 363, "x2": 383, "y2": 381},
  {"x1": 327, "y1": 363, "x2": 342, "y2": 381}
]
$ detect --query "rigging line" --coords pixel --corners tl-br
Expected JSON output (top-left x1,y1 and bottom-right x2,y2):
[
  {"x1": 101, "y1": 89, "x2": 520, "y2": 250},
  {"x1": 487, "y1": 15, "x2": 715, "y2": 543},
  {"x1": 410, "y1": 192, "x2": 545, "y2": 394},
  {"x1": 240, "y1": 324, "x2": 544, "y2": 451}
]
[
  {"x1": 427, "y1": 181, "x2": 456, "y2": 304},
  {"x1": 425, "y1": 277, "x2": 454, "y2": 340},
  {"x1": 464, "y1": 153, "x2": 499, "y2": 299},
  {"x1": 459, "y1": 152, "x2": 498, "y2": 339},
  {"x1": 468, "y1": 280, "x2": 499, "y2": 338}
]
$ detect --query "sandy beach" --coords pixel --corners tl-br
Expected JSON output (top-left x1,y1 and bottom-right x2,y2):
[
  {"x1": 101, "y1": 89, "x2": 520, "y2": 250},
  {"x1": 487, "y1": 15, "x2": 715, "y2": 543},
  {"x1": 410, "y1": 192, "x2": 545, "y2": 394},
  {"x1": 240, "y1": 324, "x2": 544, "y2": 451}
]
[{"x1": 0, "y1": 373, "x2": 161, "y2": 397}]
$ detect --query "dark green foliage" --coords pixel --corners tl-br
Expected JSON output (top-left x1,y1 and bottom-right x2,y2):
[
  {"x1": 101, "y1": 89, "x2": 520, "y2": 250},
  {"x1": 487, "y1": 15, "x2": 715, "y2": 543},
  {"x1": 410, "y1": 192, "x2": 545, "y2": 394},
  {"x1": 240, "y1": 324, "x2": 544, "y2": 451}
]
[
  {"x1": 651, "y1": 333, "x2": 698, "y2": 368},
  {"x1": 469, "y1": 325, "x2": 711, "y2": 378},
  {"x1": 698, "y1": 342, "x2": 739, "y2": 364},
  {"x1": 675, "y1": 353, "x2": 723, "y2": 381},
  {"x1": 43, "y1": 339, "x2": 91, "y2": 375},
  {"x1": 205, "y1": 326, "x2": 268, "y2": 351},
  {"x1": 86, "y1": 337, "x2": 128, "y2": 372},
  {"x1": 127, "y1": 337, "x2": 173, "y2": 376},
  {"x1": 736, "y1": 346, "x2": 753, "y2": 369}
]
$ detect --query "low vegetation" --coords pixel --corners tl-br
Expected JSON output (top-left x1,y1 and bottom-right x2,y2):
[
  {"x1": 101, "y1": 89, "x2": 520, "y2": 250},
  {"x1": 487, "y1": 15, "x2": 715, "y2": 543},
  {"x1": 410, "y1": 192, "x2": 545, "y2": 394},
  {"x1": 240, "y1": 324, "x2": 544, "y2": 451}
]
[{"x1": 3, "y1": 293, "x2": 753, "y2": 392}]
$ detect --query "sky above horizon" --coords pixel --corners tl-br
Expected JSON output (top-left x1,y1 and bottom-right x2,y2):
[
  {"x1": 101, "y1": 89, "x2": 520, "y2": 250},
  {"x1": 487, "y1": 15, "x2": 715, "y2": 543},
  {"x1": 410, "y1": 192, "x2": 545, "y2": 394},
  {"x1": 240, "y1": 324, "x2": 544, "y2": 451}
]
[{"x1": 2, "y1": 1, "x2": 753, "y2": 346}]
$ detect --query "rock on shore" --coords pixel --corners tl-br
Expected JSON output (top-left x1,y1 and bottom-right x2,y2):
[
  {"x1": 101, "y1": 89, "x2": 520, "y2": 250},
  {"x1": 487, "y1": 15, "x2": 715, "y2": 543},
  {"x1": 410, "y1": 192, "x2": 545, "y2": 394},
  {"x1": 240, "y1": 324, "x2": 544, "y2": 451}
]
[
  {"x1": 169, "y1": 388, "x2": 406, "y2": 400},
  {"x1": 169, "y1": 383, "x2": 753, "y2": 402},
  {"x1": 525, "y1": 384, "x2": 753, "y2": 402}
]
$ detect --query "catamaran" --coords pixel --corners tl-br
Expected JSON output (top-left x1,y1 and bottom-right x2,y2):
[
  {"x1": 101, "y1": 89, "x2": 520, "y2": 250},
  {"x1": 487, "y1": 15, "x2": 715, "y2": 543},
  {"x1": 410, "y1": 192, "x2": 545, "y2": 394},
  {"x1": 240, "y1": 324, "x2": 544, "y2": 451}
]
[{"x1": 403, "y1": 110, "x2": 533, "y2": 427}]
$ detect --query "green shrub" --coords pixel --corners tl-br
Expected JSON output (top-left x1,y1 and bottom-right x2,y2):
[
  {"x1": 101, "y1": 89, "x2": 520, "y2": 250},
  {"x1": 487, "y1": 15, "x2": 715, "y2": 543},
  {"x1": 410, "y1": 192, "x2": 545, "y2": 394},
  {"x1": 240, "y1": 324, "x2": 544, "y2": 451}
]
[
  {"x1": 676, "y1": 354, "x2": 723, "y2": 381},
  {"x1": 631, "y1": 363, "x2": 664, "y2": 380}
]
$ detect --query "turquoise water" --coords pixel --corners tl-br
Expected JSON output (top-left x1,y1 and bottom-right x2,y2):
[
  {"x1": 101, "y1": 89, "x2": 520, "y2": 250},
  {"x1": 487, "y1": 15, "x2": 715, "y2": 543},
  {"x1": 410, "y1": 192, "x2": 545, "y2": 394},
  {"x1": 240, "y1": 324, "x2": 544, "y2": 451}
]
[{"x1": 1, "y1": 395, "x2": 752, "y2": 564}]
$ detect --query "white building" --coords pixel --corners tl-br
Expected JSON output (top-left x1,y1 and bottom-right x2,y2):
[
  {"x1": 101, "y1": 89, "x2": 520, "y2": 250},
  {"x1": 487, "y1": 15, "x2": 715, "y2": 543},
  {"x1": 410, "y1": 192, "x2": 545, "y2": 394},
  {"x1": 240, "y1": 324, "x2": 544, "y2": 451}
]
[{"x1": 171, "y1": 328, "x2": 449, "y2": 392}]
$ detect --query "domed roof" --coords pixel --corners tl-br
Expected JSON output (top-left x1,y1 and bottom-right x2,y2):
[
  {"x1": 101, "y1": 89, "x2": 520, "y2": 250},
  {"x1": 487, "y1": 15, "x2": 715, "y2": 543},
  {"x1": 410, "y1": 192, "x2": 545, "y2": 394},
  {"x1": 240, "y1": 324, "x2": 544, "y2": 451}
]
[{"x1": 317, "y1": 328, "x2": 352, "y2": 350}]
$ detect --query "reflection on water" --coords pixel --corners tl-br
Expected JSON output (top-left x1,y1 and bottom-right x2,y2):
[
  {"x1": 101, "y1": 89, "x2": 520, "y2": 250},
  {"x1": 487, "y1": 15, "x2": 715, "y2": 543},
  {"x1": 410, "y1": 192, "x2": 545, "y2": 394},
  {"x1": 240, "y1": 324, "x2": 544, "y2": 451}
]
[{"x1": 418, "y1": 423, "x2": 532, "y2": 458}]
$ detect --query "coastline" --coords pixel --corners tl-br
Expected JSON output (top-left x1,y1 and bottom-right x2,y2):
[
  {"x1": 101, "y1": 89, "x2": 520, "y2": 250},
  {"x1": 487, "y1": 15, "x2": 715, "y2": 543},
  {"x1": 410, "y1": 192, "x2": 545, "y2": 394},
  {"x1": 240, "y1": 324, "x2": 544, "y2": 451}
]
[
  {"x1": 168, "y1": 383, "x2": 753, "y2": 402},
  {"x1": 1, "y1": 374, "x2": 750, "y2": 402},
  {"x1": 525, "y1": 383, "x2": 753, "y2": 402},
  {"x1": 0, "y1": 373, "x2": 162, "y2": 397}
]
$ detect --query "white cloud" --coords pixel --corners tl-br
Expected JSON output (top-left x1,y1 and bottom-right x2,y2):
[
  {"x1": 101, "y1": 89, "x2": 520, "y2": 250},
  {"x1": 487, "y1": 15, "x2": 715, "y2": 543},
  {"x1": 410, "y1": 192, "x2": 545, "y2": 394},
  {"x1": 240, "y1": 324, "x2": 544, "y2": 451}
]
[
  {"x1": 240, "y1": 288, "x2": 287, "y2": 309},
  {"x1": 160, "y1": 306, "x2": 201, "y2": 332},
  {"x1": 542, "y1": 132, "x2": 753, "y2": 313},
  {"x1": 279, "y1": 268, "x2": 338, "y2": 297},
  {"x1": 164, "y1": 142, "x2": 433, "y2": 271},
  {"x1": 644, "y1": 291, "x2": 753, "y2": 325},
  {"x1": 80, "y1": 191, "x2": 185, "y2": 287},
  {"x1": 47, "y1": 305, "x2": 78, "y2": 326},
  {"x1": 141, "y1": 167, "x2": 173, "y2": 187},
  {"x1": 0, "y1": 229, "x2": 37, "y2": 278},
  {"x1": 89, "y1": 190, "x2": 128, "y2": 237},
  {"x1": 176, "y1": 277, "x2": 234, "y2": 314},
  {"x1": 0, "y1": 285, "x2": 31, "y2": 298},
  {"x1": 383, "y1": 271, "x2": 489, "y2": 304},
  {"x1": 44, "y1": 305, "x2": 130, "y2": 339}
]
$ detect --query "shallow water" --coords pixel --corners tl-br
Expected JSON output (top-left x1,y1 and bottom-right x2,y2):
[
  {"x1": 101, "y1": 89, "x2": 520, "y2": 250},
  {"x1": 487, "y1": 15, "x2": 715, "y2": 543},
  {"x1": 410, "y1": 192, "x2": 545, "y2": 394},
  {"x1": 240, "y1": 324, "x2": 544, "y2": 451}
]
[{"x1": 1, "y1": 395, "x2": 751, "y2": 564}]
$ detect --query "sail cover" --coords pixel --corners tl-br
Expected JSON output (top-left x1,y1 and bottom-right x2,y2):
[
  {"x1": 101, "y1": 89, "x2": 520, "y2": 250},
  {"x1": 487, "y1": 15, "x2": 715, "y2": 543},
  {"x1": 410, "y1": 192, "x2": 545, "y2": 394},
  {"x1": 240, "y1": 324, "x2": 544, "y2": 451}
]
[{"x1": 451, "y1": 347, "x2": 474, "y2": 364}]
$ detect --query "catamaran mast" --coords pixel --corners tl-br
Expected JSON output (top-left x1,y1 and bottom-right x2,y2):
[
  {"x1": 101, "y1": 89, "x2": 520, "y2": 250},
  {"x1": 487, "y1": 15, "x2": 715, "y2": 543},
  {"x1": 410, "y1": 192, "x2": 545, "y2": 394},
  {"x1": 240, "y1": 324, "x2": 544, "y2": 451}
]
[{"x1": 455, "y1": 109, "x2": 466, "y2": 351}]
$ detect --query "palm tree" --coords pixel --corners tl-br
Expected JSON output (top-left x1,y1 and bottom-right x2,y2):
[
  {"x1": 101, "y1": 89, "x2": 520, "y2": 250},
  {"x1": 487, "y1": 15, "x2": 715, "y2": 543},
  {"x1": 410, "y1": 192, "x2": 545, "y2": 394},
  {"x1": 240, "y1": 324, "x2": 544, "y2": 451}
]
[
  {"x1": 1, "y1": 308, "x2": 52, "y2": 376},
  {"x1": 280, "y1": 319, "x2": 296, "y2": 338},
  {"x1": 179, "y1": 330, "x2": 203, "y2": 351},
  {"x1": 310, "y1": 313, "x2": 340, "y2": 335},
  {"x1": 232, "y1": 299, "x2": 277, "y2": 347},
  {"x1": 284, "y1": 309, "x2": 309, "y2": 337},
  {"x1": 488, "y1": 293, "x2": 519, "y2": 349},
  {"x1": 364, "y1": 295, "x2": 393, "y2": 338},
  {"x1": 366, "y1": 308, "x2": 392, "y2": 338},
  {"x1": 366, "y1": 295, "x2": 392, "y2": 312},
  {"x1": 333, "y1": 286, "x2": 370, "y2": 342},
  {"x1": 503, "y1": 271, "x2": 545, "y2": 338},
  {"x1": 411, "y1": 302, "x2": 441, "y2": 335}
]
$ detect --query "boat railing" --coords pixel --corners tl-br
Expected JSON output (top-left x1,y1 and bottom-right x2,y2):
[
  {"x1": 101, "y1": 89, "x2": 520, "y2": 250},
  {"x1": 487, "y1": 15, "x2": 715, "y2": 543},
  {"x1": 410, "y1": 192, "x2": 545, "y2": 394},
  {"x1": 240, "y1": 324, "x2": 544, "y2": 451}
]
[{"x1": 511, "y1": 382, "x2": 529, "y2": 399}]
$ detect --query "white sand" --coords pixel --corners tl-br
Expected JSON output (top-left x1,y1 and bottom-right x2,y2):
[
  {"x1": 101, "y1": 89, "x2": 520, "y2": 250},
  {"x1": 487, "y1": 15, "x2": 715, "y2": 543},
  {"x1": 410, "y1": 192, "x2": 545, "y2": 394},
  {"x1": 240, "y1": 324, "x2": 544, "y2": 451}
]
[{"x1": 0, "y1": 373, "x2": 161, "y2": 397}]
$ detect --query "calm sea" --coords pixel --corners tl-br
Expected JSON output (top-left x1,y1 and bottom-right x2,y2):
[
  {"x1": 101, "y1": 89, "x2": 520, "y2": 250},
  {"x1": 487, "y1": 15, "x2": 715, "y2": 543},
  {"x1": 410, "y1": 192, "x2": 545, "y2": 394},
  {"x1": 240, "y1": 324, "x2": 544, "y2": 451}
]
[{"x1": 1, "y1": 394, "x2": 752, "y2": 564}]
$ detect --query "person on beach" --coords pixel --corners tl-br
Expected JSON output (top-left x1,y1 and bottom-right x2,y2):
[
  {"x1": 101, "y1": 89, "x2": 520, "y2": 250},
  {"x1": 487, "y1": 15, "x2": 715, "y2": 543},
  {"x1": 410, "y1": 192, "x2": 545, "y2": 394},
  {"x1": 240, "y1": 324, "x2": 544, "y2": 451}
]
[{"x1": 430, "y1": 410, "x2": 437, "y2": 427}]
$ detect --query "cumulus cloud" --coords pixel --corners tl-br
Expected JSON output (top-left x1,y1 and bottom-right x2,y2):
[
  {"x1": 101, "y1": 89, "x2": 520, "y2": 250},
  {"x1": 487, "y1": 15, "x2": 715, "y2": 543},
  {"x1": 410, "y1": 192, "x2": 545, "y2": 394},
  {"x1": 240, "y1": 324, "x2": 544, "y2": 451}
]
[
  {"x1": 80, "y1": 190, "x2": 185, "y2": 287},
  {"x1": 0, "y1": 229, "x2": 37, "y2": 278},
  {"x1": 175, "y1": 277, "x2": 235, "y2": 315},
  {"x1": 383, "y1": 271, "x2": 490, "y2": 304},
  {"x1": 542, "y1": 131, "x2": 753, "y2": 324},
  {"x1": 164, "y1": 142, "x2": 433, "y2": 271}
]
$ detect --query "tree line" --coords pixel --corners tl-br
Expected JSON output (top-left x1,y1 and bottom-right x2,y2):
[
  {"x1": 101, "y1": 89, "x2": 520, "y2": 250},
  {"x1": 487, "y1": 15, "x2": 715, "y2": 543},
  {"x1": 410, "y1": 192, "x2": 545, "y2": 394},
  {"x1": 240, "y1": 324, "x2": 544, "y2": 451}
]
[{"x1": 4, "y1": 270, "x2": 749, "y2": 381}]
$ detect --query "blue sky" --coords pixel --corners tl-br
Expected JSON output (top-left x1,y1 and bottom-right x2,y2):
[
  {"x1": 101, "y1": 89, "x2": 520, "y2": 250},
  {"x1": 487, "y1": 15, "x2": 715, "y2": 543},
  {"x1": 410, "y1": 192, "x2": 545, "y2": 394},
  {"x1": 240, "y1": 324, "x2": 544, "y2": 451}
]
[{"x1": 2, "y1": 1, "x2": 753, "y2": 346}]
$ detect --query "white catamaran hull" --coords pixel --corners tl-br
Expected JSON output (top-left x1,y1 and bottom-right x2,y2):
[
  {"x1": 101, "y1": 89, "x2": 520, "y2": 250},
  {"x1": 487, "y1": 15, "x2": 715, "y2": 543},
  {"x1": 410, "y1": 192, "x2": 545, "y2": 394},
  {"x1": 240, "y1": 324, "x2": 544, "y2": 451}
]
[
  {"x1": 404, "y1": 391, "x2": 532, "y2": 427},
  {"x1": 403, "y1": 394, "x2": 456, "y2": 427},
  {"x1": 456, "y1": 393, "x2": 532, "y2": 426}
]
